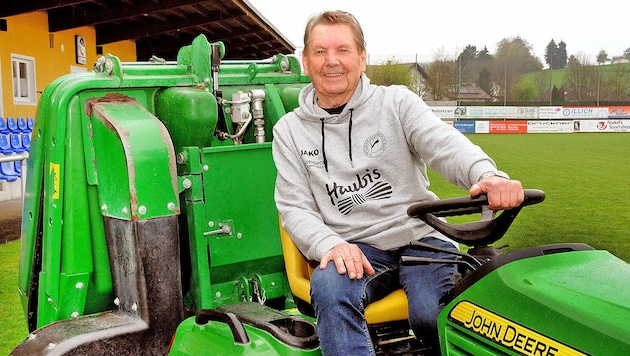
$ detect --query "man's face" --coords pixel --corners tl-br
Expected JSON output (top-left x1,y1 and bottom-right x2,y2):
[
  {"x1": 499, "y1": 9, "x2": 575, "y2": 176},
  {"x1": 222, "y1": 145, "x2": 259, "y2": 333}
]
[{"x1": 302, "y1": 23, "x2": 367, "y2": 108}]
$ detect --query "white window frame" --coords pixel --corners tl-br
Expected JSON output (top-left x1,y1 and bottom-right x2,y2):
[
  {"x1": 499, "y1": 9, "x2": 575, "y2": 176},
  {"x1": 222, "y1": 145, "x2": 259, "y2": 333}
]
[{"x1": 11, "y1": 54, "x2": 37, "y2": 106}]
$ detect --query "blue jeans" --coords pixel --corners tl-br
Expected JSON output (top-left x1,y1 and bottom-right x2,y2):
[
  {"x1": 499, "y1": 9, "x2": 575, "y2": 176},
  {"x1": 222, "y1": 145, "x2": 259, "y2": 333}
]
[{"x1": 310, "y1": 237, "x2": 458, "y2": 356}]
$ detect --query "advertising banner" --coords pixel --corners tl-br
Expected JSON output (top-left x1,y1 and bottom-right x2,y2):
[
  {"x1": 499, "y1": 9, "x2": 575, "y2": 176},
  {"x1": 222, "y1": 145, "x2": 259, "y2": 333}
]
[
  {"x1": 483, "y1": 106, "x2": 517, "y2": 119},
  {"x1": 430, "y1": 106, "x2": 456, "y2": 119},
  {"x1": 527, "y1": 121, "x2": 574, "y2": 133},
  {"x1": 574, "y1": 119, "x2": 630, "y2": 132},
  {"x1": 515, "y1": 107, "x2": 538, "y2": 119},
  {"x1": 489, "y1": 121, "x2": 527, "y2": 133},
  {"x1": 475, "y1": 121, "x2": 489, "y2": 133},
  {"x1": 561, "y1": 107, "x2": 609, "y2": 119},
  {"x1": 538, "y1": 106, "x2": 564, "y2": 119},
  {"x1": 608, "y1": 106, "x2": 630, "y2": 119},
  {"x1": 453, "y1": 121, "x2": 475, "y2": 133}
]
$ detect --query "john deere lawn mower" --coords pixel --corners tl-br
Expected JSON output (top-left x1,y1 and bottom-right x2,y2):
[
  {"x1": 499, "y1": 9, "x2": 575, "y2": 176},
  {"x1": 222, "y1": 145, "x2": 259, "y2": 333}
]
[{"x1": 12, "y1": 35, "x2": 630, "y2": 355}]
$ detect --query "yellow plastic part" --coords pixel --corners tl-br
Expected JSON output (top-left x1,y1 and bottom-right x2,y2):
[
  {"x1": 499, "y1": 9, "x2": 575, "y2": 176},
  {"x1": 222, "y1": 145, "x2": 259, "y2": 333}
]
[{"x1": 279, "y1": 218, "x2": 409, "y2": 324}]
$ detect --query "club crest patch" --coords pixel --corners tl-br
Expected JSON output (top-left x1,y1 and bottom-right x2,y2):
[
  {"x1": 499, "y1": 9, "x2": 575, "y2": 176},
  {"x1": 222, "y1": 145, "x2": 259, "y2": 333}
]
[{"x1": 363, "y1": 132, "x2": 386, "y2": 158}]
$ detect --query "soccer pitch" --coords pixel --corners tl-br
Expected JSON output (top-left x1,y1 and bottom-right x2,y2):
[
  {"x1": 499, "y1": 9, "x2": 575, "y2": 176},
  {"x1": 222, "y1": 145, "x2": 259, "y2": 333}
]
[
  {"x1": 428, "y1": 132, "x2": 630, "y2": 262},
  {"x1": 1, "y1": 132, "x2": 629, "y2": 355}
]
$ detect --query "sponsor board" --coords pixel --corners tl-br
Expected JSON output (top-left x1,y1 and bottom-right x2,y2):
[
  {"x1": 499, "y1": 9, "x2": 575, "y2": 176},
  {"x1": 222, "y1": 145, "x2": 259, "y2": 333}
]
[
  {"x1": 527, "y1": 121, "x2": 574, "y2": 133},
  {"x1": 447, "y1": 119, "x2": 630, "y2": 134},
  {"x1": 561, "y1": 107, "x2": 609, "y2": 119},
  {"x1": 538, "y1": 107, "x2": 564, "y2": 119},
  {"x1": 489, "y1": 121, "x2": 527, "y2": 133},
  {"x1": 430, "y1": 106, "x2": 456, "y2": 119},
  {"x1": 453, "y1": 121, "x2": 475, "y2": 133},
  {"x1": 515, "y1": 107, "x2": 539, "y2": 119},
  {"x1": 574, "y1": 119, "x2": 630, "y2": 132},
  {"x1": 607, "y1": 106, "x2": 630, "y2": 119}
]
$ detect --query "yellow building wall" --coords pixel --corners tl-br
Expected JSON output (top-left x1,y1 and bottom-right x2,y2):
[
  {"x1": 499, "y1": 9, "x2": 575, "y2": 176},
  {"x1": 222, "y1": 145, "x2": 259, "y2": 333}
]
[{"x1": 0, "y1": 11, "x2": 136, "y2": 119}]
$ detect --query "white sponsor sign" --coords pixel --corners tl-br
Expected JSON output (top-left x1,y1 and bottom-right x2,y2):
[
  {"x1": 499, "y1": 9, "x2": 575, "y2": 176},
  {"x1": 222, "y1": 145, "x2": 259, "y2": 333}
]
[
  {"x1": 538, "y1": 106, "x2": 564, "y2": 119},
  {"x1": 430, "y1": 106, "x2": 455, "y2": 119},
  {"x1": 574, "y1": 119, "x2": 630, "y2": 132},
  {"x1": 561, "y1": 107, "x2": 609, "y2": 119},
  {"x1": 527, "y1": 120, "x2": 574, "y2": 133}
]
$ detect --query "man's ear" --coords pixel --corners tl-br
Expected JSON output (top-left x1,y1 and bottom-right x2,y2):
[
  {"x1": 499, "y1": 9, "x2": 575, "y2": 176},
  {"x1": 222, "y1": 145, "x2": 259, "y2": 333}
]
[
  {"x1": 360, "y1": 50, "x2": 367, "y2": 72},
  {"x1": 302, "y1": 55, "x2": 310, "y2": 75}
]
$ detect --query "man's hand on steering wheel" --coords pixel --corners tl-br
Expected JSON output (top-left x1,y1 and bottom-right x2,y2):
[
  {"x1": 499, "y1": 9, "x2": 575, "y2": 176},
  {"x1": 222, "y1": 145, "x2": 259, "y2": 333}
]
[{"x1": 470, "y1": 175, "x2": 524, "y2": 211}]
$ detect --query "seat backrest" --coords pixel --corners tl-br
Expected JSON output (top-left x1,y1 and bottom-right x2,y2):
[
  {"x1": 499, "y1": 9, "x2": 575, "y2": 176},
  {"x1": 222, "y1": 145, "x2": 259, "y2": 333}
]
[
  {"x1": 0, "y1": 117, "x2": 8, "y2": 134},
  {"x1": 9, "y1": 133, "x2": 25, "y2": 153},
  {"x1": 21, "y1": 133, "x2": 31, "y2": 151},
  {"x1": 26, "y1": 117, "x2": 35, "y2": 132},
  {"x1": 7, "y1": 117, "x2": 19, "y2": 133},
  {"x1": 0, "y1": 134, "x2": 13, "y2": 154},
  {"x1": 17, "y1": 117, "x2": 28, "y2": 132},
  {"x1": 279, "y1": 218, "x2": 316, "y2": 304}
]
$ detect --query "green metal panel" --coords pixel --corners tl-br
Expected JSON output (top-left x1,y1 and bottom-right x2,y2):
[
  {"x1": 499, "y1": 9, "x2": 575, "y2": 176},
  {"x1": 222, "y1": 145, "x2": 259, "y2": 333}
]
[
  {"x1": 439, "y1": 250, "x2": 630, "y2": 355},
  {"x1": 17, "y1": 33, "x2": 311, "y2": 350},
  {"x1": 155, "y1": 87, "x2": 219, "y2": 154},
  {"x1": 89, "y1": 97, "x2": 180, "y2": 220},
  {"x1": 19, "y1": 52, "x2": 202, "y2": 327},
  {"x1": 182, "y1": 142, "x2": 287, "y2": 311},
  {"x1": 169, "y1": 314, "x2": 321, "y2": 356}
]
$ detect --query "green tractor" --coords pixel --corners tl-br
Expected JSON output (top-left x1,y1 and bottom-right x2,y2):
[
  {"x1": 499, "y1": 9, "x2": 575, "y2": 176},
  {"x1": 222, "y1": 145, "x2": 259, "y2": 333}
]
[{"x1": 12, "y1": 35, "x2": 630, "y2": 355}]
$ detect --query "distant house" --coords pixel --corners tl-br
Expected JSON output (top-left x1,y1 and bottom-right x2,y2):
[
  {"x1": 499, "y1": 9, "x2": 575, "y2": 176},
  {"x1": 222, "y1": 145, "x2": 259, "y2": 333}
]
[
  {"x1": 611, "y1": 56, "x2": 629, "y2": 64},
  {"x1": 457, "y1": 83, "x2": 492, "y2": 102}
]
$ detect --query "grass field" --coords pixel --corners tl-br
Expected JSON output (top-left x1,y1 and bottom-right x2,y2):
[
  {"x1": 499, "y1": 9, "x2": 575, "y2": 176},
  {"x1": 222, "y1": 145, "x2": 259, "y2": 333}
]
[
  {"x1": 428, "y1": 132, "x2": 630, "y2": 261},
  {"x1": 1, "y1": 132, "x2": 629, "y2": 354},
  {"x1": 1, "y1": 240, "x2": 28, "y2": 355}
]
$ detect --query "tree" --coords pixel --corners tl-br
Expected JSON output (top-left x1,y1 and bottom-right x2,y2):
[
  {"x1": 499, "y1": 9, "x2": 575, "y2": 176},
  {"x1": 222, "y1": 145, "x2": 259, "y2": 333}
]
[
  {"x1": 600, "y1": 64, "x2": 630, "y2": 101},
  {"x1": 456, "y1": 45, "x2": 477, "y2": 83},
  {"x1": 557, "y1": 41, "x2": 568, "y2": 68},
  {"x1": 545, "y1": 39, "x2": 567, "y2": 69},
  {"x1": 511, "y1": 80, "x2": 537, "y2": 102},
  {"x1": 545, "y1": 39, "x2": 557, "y2": 68},
  {"x1": 564, "y1": 53, "x2": 597, "y2": 101},
  {"x1": 368, "y1": 57, "x2": 412, "y2": 87},
  {"x1": 530, "y1": 71, "x2": 552, "y2": 101},
  {"x1": 477, "y1": 46, "x2": 492, "y2": 61},
  {"x1": 426, "y1": 55, "x2": 457, "y2": 101},
  {"x1": 476, "y1": 67, "x2": 492, "y2": 96},
  {"x1": 495, "y1": 36, "x2": 543, "y2": 101},
  {"x1": 597, "y1": 50, "x2": 610, "y2": 65},
  {"x1": 624, "y1": 47, "x2": 630, "y2": 60}
]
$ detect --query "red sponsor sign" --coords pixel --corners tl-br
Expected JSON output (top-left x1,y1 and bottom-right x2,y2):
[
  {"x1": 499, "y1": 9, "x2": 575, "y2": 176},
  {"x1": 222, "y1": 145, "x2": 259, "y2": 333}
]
[{"x1": 489, "y1": 121, "x2": 527, "y2": 133}]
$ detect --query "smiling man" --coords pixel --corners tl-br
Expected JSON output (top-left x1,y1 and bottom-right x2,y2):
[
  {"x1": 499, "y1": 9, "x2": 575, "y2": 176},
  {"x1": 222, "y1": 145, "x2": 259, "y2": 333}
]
[{"x1": 272, "y1": 10, "x2": 523, "y2": 355}]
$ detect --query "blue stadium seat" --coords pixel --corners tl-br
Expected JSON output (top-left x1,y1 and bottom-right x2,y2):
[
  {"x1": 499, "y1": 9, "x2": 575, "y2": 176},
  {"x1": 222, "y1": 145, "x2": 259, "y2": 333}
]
[
  {"x1": 26, "y1": 117, "x2": 35, "y2": 132},
  {"x1": 21, "y1": 133, "x2": 31, "y2": 152},
  {"x1": 10, "y1": 133, "x2": 26, "y2": 154},
  {"x1": 0, "y1": 134, "x2": 13, "y2": 154},
  {"x1": 14, "y1": 160, "x2": 22, "y2": 174},
  {"x1": 0, "y1": 162, "x2": 20, "y2": 182},
  {"x1": 7, "y1": 117, "x2": 20, "y2": 133},
  {"x1": 17, "y1": 117, "x2": 28, "y2": 132},
  {"x1": 0, "y1": 117, "x2": 9, "y2": 134}
]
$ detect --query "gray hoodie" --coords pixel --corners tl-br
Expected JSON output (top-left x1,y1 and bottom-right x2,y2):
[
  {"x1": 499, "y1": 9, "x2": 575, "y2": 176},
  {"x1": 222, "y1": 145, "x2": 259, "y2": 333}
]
[{"x1": 272, "y1": 74, "x2": 498, "y2": 261}]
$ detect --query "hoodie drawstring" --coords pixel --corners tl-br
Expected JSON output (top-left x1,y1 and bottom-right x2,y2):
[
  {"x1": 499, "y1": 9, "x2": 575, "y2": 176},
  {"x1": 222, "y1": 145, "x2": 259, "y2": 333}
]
[
  {"x1": 348, "y1": 109, "x2": 354, "y2": 165},
  {"x1": 320, "y1": 118, "x2": 329, "y2": 172},
  {"x1": 320, "y1": 108, "x2": 354, "y2": 173}
]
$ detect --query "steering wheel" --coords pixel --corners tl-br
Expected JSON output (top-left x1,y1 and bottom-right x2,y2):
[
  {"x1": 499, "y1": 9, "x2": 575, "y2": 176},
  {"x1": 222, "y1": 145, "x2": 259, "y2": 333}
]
[{"x1": 407, "y1": 189, "x2": 545, "y2": 246}]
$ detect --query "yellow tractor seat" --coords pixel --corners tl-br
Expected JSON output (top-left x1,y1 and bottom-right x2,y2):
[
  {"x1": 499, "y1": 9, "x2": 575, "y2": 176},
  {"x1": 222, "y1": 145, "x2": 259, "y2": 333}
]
[{"x1": 279, "y1": 221, "x2": 409, "y2": 324}]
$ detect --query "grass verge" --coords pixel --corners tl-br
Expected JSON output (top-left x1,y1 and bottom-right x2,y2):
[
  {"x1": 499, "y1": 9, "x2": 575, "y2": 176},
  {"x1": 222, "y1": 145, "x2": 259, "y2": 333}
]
[{"x1": 1, "y1": 240, "x2": 28, "y2": 355}]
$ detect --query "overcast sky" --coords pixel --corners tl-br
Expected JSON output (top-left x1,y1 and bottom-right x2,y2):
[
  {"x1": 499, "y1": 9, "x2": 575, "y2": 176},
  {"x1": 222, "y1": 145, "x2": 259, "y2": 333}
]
[{"x1": 248, "y1": 0, "x2": 628, "y2": 65}]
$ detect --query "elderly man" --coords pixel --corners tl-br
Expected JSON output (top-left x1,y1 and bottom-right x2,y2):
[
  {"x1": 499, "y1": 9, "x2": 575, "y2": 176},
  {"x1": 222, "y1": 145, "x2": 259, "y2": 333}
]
[{"x1": 272, "y1": 10, "x2": 523, "y2": 355}]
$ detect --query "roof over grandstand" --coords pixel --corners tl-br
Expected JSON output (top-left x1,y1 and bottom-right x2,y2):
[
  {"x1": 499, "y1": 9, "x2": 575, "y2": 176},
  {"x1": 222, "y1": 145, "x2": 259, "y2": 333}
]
[{"x1": 0, "y1": 0, "x2": 295, "y2": 60}]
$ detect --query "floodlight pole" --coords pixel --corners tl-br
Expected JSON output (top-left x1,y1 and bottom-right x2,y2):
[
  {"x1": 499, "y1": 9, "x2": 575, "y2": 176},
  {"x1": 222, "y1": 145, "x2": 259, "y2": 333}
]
[{"x1": 549, "y1": 51, "x2": 553, "y2": 106}]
